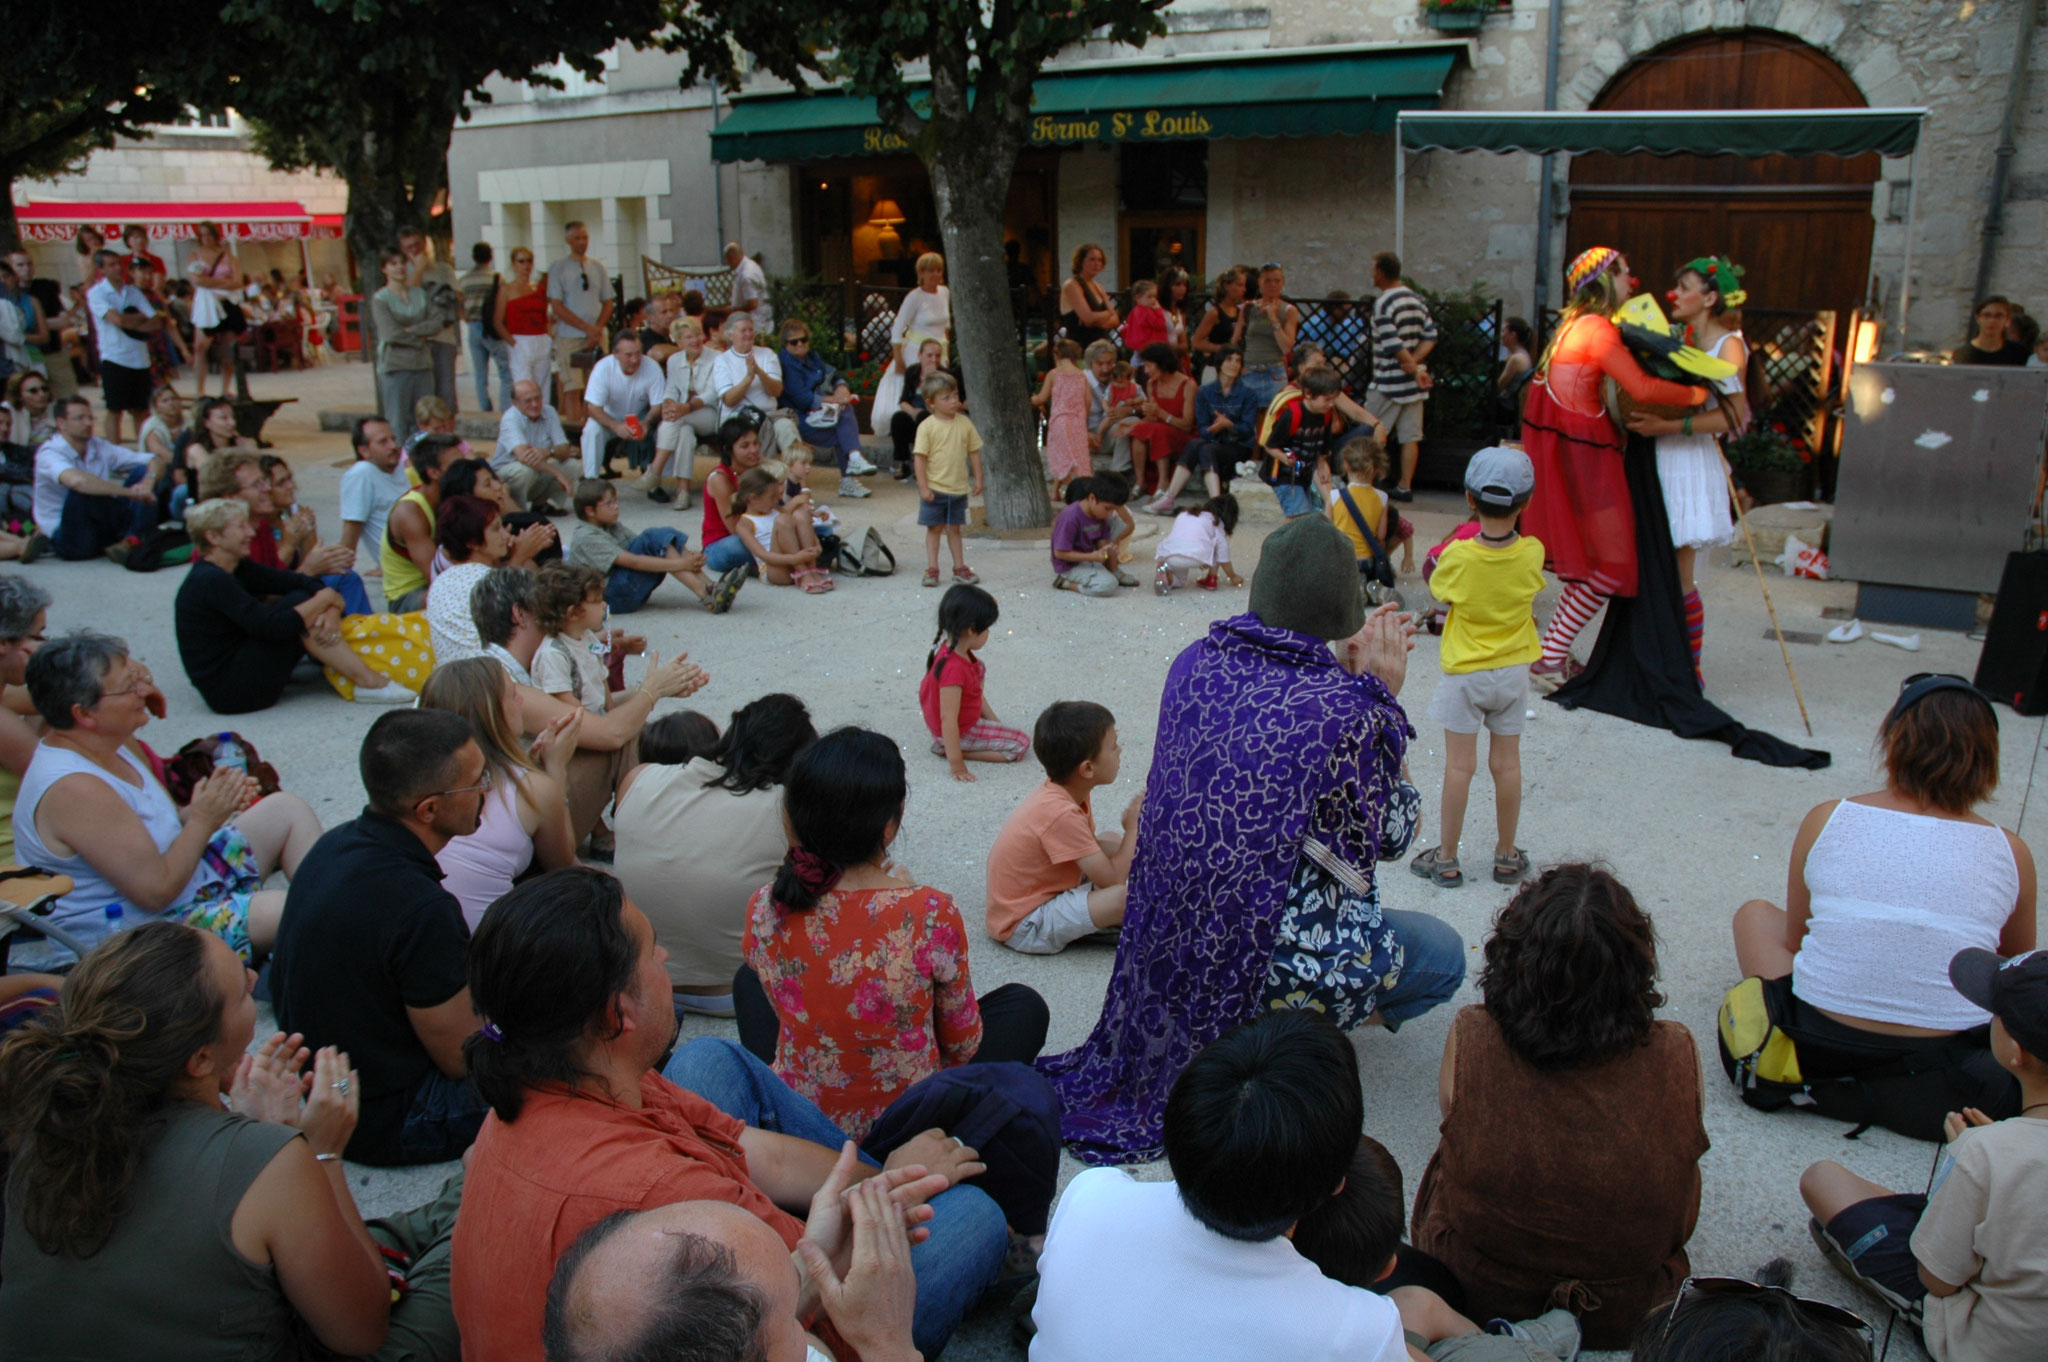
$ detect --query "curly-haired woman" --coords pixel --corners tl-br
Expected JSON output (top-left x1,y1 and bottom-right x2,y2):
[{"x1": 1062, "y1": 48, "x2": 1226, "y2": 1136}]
[{"x1": 1411, "y1": 863, "x2": 1707, "y2": 1350}]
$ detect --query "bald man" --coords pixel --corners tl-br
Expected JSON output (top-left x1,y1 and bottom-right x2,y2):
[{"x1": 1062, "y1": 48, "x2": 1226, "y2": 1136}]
[
  {"x1": 494, "y1": 380, "x2": 579, "y2": 512},
  {"x1": 544, "y1": 1187, "x2": 919, "y2": 1362}
]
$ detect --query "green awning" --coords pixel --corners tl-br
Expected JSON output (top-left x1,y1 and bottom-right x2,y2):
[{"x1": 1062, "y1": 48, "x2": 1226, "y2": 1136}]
[
  {"x1": 1398, "y1": 108, "x2": 1926, "y2": 159},
  {"x1": 711, "y1": 45, "x2": 1462, "y2": 163}
]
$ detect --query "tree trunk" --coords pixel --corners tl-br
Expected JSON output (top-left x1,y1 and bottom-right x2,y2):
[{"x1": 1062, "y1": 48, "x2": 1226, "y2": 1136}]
[
  {"x1": 0, "y1": 180, "x2": 20, "y2": 253},
  {"x1": 337, "y1": 99, "x2": 458, "y2": 416},
  {"x1": 927, "y1": 142, "x2": 1049, "y2": 530}
]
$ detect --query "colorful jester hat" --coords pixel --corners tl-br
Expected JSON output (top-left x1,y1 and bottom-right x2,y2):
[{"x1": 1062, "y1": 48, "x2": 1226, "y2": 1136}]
[
  {"x1": 1565, "y1": 245, "x2": 1622, "y2": 296},
  {"x1": 1680, "y1": 255, "x2": 1748, "y2": 308}
]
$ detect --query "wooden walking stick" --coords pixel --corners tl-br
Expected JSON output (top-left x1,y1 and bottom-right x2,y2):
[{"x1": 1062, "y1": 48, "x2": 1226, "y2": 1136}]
[{"x1": 1723, "y1": 462, "x2": 1814, "y2": 737}]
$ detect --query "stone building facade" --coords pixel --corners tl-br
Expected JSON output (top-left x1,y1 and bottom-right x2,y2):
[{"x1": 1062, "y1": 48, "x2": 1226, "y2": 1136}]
[
  {"x1": 442, "y1": 0, "x2": 2042, "y2": 351},
  {"x1": 11, "y1": 115, "x2": 351, "y2": 289}
]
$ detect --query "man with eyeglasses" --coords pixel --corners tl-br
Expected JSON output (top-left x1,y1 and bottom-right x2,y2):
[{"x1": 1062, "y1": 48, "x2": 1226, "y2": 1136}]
[
  {"x1": 549, "y1": 222, "x2": 612, "y2": 427},
  {"x1": 32, "y1": 395, "x2": 164, "y2": 563},
  {"x1": 271, "y1": 707, "x2": 492, "y2": 1166}
]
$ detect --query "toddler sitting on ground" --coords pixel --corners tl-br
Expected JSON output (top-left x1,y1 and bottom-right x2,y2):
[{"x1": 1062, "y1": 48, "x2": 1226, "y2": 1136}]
[{"x1": 985, "y1": 700, "x2": 1140, "y2": 953}]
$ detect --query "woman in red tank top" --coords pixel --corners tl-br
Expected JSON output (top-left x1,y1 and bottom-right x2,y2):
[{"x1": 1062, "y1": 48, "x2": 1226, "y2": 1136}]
[
  {"x1": 1518, "y1": 247, "x2": 1706, "y2": 686},
  {"x1": 494, "y1": 247, "x2": 554, "y2": 397}
]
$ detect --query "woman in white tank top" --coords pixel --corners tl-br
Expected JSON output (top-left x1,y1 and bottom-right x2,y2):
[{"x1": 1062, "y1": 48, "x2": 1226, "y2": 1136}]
[{"x1": 1733, "y1": 676, "x2": 2037, "y2": 1035}]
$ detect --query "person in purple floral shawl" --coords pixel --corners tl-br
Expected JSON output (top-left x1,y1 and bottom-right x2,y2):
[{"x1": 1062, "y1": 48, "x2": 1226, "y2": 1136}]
[{"x1": 1039, "y1": 515, "x2": 1465, "y2": 1163}]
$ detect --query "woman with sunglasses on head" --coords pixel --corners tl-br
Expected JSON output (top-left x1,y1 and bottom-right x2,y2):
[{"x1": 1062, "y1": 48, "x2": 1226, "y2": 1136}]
[
  {"x1": 1731, "y1": 675, "x2": 2036, "y2": 1135},
  {"x1": 1412, "y1": 863, "x2": 1707, "y2": 1349},
  {"x1": 1632, "y1": 1262, "x2": 1872, "y2": 1362},
  {"x1": 493, "y1": 245, "x2": 553, "y2": 396}
]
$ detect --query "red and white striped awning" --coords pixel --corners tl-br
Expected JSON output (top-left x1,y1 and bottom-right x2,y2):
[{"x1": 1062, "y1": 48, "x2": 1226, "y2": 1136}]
[{"x1": 13, "y1": 200, "x2": 345, "y2": 243}]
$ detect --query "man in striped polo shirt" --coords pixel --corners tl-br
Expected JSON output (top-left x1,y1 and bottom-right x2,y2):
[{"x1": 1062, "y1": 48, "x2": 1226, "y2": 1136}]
[{"x1": 1365, "y1": 252, "x2": 1437, "y2": 503}]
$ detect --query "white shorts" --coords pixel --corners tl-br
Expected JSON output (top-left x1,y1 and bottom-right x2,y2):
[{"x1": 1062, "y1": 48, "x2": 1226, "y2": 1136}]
[
  {"x1": 1001, "y1": 882, "x2": 1102, "y2": 955},
  {"x1": 1428, "y1": 663, "x2": 1531, "y2": 736}
]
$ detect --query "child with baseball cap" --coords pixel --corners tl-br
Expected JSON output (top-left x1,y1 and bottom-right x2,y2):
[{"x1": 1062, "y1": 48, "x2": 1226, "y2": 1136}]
[
  {"x1": 1801, "y1": 947, "x2": 2048, "y2": 1358},
  {"x1": 1410, "y1": 446, "x2": 1546, "y2": 889}
]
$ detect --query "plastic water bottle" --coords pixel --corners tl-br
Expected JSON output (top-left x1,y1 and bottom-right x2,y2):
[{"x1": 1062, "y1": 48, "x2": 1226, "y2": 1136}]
[{"x1": 105, "y1": 901, "x2": 125, "y2": 933}]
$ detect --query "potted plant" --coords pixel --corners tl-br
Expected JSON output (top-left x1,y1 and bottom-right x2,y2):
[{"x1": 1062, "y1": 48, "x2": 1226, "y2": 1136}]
[
  {"x1": 1421, "y1": 0, "x2": 1497, "y2": 33},
  {"x1": 1724, "y1": 423, "x2": 1810, "y2": 506}
]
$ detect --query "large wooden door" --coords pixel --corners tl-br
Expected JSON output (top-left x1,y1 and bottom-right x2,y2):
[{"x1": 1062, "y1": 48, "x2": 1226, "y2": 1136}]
[{"x1": 1567, "y1": 31, "x2": 1878, "y2": 316}]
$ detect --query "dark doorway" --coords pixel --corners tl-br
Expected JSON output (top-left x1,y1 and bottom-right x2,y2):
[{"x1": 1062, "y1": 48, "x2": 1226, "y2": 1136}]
[{"x1": 1567, "y1": 30, "x2": 1879, "y2": 317}]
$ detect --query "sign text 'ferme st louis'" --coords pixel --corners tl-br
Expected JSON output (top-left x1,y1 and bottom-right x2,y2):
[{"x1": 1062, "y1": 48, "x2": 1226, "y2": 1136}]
[{"x1": 861, "y1": 108, "x2": 1215, "y2": 152}]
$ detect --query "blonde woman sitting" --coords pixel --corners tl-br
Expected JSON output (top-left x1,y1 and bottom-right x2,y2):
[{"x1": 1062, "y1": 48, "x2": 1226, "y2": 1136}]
[
  {"x1": 173, "y1": 498, "x2": 421, "y2": 714},
  {"x1": 419, "y1": 657, "x2": 581, "y2": 929}
]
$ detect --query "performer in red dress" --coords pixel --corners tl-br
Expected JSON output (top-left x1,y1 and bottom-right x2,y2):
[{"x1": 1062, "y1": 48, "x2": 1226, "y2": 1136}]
[{"x1": 1520, "y1": 247, "x2": 1707, "y2": 687}]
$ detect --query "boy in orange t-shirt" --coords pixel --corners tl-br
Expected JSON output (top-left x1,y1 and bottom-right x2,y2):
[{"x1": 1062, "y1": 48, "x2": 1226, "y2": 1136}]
[{"x1": 984, "y1": 700, "x2": 1141, "y2": 953}]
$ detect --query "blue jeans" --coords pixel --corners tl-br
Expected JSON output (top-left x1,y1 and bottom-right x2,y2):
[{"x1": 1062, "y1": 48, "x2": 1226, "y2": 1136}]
[
  {"x1": 805, "y1": 407, "x2": 862, "y2": 462},
  {"x1": 604, "y1": 526, "x2": 693, "y2": 614},
  {"x1": 1375, "y1": 908, "x2": 1467, "y2": 1029},
  {"x1": 468, "y1": 320, "x2": 512, "y2": 411},
  {"x1": 326, "y1": 570, "x2": 374, "y2": 617},
  {"x1": 52, "y1": 464, "x2": 154, "y2": 559},
  {"x1": 704, "y1": 535, "x2": 753, "y2": 574},
  {"x1": 662, "y1": 1038, "x2": 1007, "y2": 1359},
  {"x1": 1241, "y1": 362, "x2": 1288, "y2": 412}
]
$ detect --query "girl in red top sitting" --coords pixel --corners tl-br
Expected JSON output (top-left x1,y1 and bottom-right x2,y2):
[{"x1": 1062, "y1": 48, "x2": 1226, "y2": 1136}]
[
  {"x1": 739, "y1": 726, "x2": 1049, "y2": 1138},
  {"x1": 700, "y1": 418, "x2": 765, "y2": 575},
  {"x1": 918, "y1": 584, "x2": 1030, "y2": 780},
  {"x1": 1519, "y1": 246, "x2": 1707, "y2": 687}
]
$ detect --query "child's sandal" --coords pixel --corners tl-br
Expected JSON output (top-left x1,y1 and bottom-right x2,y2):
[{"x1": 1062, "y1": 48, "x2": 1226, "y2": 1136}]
[
  {"x1": 1409, "y1": 847, "x2": 1464, "y2": 888},
  {"x1": 921, "y1": 568, "x2": 941, "y2": 588},
  {"x1": 953, "y1": 566, "x2": 981, "y2": 585},
  {"x1": 797, "y1": 568, "x2": 834, "y2": 594},
  {"x1": 1493, "y1": 849, "x2": 1531, "y2": 884}
]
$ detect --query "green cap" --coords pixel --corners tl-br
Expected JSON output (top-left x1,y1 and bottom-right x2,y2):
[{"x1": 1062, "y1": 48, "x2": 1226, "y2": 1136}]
[{"x1": 1249, "y1": 515, "x2": 1365, "y2": 641}]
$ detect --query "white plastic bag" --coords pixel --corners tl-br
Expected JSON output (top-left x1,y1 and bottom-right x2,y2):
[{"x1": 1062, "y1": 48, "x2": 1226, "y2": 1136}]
[{"x1": 1779, "y1": 533, "x2": 1829, "y2": 580}]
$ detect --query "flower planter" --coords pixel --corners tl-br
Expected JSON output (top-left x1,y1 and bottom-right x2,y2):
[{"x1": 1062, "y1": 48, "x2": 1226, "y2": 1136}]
[
  {"x1": 1737, "y1": 466, "x2": 1810, "y2": 507},
  {"x1": 1424, "y1": 9, "x2": 1490, "y2": 32}
]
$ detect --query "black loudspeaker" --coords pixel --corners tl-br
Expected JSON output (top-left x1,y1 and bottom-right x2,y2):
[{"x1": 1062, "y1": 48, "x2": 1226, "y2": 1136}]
[{"x1": 1975, "y1": 552, "x2": 2048, "y2": 715}]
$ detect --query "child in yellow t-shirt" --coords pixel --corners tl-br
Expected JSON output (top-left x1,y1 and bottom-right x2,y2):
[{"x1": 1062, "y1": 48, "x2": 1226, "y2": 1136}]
[
  {"x1": 1325, "y1": 437, "x2": 1415, "y2": 575},
  {"x1": 1410, "y1": 446, "x2": 1546, "y2": 890}
]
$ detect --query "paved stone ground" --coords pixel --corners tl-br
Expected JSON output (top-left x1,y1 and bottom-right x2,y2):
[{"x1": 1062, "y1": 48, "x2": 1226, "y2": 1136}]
[{"x1": 36, "y1": 359, "x2": 2018, "y2": 1360}]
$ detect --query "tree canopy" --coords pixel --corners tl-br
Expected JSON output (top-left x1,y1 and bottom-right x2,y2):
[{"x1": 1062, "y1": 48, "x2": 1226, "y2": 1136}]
[{"x1": 664, "y1": 0, "x2": 1172, "y2": 528}]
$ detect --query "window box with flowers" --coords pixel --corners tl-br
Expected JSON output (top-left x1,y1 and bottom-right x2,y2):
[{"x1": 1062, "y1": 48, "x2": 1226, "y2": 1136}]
[{"x1": 1422, "y1": 0, "x2": 1504, "y2": 33}]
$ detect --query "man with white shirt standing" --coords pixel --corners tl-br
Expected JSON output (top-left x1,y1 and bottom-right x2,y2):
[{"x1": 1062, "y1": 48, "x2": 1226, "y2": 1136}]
[
  {"x1": 32, "y1": 396, "x2": 162, "y2": 562},
  {"x1": 496, "y1": 380, "x2": 580, "y2": 512},
  {"x1": 548, "y1": 222, "x2": 612, "y2": 427},
  {"x1": 86, "y1": 251, "x2": 162, "y2": 446},
  {"x1": 579, "y1": 333, "x2": 665, "y2": 480},
  {"x1": 724, "y1": 241, "x2": 771, "y2": 331}
]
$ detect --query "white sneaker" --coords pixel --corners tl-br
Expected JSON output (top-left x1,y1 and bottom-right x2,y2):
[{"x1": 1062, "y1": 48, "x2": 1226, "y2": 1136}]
[
  {"x1": 845, "y1": 454, "x2": 880, "y2": 477},
  {"x1": 353, "y1": 681, "x2": 419, "y2": 705},
  {"x1": 839, "y1": 480, "x2": 871, "y2": 499}
]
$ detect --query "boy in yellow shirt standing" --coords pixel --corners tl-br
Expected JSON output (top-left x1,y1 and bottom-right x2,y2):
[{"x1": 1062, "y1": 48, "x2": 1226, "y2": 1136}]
[
  {"x1": 912, "y1": 372, "x2": 985, "y2": 587},
  {"x1": 1410, "y1": 446, "x2": 1546, "y2": 888}
]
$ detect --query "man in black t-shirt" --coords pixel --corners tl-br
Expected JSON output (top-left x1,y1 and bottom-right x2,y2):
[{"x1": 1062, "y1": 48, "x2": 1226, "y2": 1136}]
[{"x1": 272, "y1": 708, "x2": 490, "y2": 1165}]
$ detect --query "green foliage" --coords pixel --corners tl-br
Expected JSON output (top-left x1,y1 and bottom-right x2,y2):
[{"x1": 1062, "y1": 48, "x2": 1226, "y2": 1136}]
[
  {"x1": 1724, "y1": 425, "x2": 1808, "y2": 473},
  {"x1": 662, "y1": 0, "x2": 1171, "y2": 148}
]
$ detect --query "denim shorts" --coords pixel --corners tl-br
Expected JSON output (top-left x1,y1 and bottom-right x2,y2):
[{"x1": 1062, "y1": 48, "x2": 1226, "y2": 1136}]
[
  {"x1": 1273, "y1": 483, "x2": 1317, "y2": 518},
  {"x1": 919, "y1": 491, "x2": 970, "y2": 527}
]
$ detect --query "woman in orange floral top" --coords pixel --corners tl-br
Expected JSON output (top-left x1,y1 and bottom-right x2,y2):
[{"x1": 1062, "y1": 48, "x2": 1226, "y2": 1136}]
[{"x1": 741, "y1": 727, "x2": 1048, "y2": 1138}]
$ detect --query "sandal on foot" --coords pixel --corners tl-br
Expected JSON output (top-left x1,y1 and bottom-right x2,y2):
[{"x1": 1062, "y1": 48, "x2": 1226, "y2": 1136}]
[
  {"x1": 797, "y1": 568, "x2": 834, "y2": 594},
  {"x1": 1492, "y1": 848, "x2": 1531, "y2": 884},
  {"x1": 953, "y1": 566, "x2": 981, "y2": 585},
  {"x1": 1528, "y1": 656, "x2": 1582, "y2": 693},
  {"x1": 704, "y1": 564, "x2": 747, "y2": 614},
  {"x1": 921, "y1": 568, "x2": 941, "y2": 588},
  {"x1": 1409, "y1": 847, "x2": 1464, "y2": 888}
]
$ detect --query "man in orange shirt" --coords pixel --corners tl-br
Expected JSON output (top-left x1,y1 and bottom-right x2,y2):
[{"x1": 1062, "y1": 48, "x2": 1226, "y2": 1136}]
[{"x1": 450, "y1": 866, "x2": 1006, "y2": 1362}]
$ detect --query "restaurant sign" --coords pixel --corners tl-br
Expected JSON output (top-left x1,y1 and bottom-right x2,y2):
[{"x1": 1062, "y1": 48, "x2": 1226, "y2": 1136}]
[{"x1": 861, "y1": 107, "x2": 1216, "y2": 153}]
